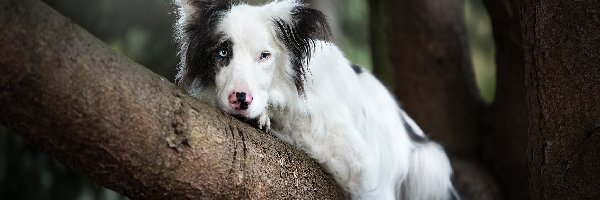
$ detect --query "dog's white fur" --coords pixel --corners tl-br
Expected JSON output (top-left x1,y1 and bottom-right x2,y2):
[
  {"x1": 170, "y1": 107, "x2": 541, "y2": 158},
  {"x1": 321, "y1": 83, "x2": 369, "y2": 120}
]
[{"x1": 174, "y1": 0, "x2": 456, "y2": 199}]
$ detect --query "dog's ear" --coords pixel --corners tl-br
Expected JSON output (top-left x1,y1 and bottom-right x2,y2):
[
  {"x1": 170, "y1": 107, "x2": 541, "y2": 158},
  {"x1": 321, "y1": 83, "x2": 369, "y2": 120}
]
[
  {"x1": 175, "y1": 0, "x2": 233, "y2": 25},
  {"x1": 271, "y1": 1, "x2": 331, "y2": 96},
  {"x1": 174, "y1": 0, "x2": 232, "y2": 91}
]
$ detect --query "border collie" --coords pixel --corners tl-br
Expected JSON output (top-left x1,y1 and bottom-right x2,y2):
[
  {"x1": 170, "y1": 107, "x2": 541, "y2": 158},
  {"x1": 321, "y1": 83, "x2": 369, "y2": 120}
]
[{"x1": 173, "y1": 0, "x2": 456, "y2": 199}]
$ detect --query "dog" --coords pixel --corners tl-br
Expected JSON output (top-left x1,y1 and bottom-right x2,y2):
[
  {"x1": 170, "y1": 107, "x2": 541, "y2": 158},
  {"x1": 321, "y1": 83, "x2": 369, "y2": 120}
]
[{"x1": 173, "y1": 0, "x2": 456, "y2": 199}]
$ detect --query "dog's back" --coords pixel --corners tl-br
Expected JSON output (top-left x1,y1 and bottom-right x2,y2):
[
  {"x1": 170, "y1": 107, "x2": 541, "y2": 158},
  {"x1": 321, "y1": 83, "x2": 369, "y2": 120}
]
[{"x1": 296, "y1": 41, "x2": 455, "y2": 199}]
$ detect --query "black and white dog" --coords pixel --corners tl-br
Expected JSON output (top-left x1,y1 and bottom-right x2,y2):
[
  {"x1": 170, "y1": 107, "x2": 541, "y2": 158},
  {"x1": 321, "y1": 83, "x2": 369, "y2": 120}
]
[{"x1": 173, "y1": 0, "x2": 456, "y2": 199}]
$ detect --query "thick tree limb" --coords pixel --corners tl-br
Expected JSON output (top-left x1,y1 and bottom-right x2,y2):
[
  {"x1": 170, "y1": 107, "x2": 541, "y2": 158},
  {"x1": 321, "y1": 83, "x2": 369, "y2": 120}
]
[
  {"x1": 0, "y1": 0, "x2": 345, "y2": 199},
  {"x1": 521, "y1": 0, "x2": 600, "y2": 199},
  {"x1": 481, "y1": 0, "x2": 529, "y2": 199}
]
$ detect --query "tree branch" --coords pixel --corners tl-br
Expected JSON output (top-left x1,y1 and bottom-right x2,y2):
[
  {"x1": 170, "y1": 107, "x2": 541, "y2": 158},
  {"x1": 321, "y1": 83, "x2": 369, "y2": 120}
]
[{"x1": 0, "y1": 0, "x2": 345, "y2": 199}]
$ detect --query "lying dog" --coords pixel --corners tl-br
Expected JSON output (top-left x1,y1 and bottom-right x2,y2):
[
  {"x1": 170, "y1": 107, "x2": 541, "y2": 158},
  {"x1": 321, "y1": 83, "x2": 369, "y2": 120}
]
[{"x1": 173, "y1": 0, "x2": 456, "y2": 199}]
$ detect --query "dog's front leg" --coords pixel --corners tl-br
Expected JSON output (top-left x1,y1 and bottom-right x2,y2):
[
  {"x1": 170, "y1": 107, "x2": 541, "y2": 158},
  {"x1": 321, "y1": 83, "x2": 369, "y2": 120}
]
[
  {"x1": 258, "y1": 111, "x2": 271, "y2": 132},
  {"x1": 300, "y1": 123, "x2": 374, "y2": 199}
]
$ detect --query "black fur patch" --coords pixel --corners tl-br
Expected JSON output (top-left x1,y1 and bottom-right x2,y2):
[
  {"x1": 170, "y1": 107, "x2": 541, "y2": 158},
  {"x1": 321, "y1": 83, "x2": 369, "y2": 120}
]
[
  {"x1": 401, "y1": 115, "x2": 429, "y2": 143},
  {"x1": 215, "y1": 39, "x2": 233, "y2": 66},
  {"x1": 351, "y1": 64, "x2": 363, "y2": 74},
  {"x1": 175, "y1": 0, "x2": 233, "y2": 91},
  {"x1": 273, "y1": 5, "x2": 331, "y2": 96}
]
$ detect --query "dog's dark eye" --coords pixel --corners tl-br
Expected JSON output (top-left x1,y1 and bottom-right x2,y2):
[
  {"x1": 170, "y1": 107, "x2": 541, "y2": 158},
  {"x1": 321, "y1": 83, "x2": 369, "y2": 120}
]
[
  {"x1": 218, "y1": 49, "x2": 228, "y2": 58},
  {"x1": 259, "y1": 51, "x2": 271, "y2": 60}
]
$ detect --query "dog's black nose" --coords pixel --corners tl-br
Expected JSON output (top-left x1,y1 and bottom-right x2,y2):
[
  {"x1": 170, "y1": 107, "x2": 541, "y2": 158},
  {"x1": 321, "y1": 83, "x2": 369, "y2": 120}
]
[
  {"x1": 236, "y1": 92, "x2": 248, "y2": 110},
  {"x1": 228, "y1": 91, "x2": 253, "y2": 110}
]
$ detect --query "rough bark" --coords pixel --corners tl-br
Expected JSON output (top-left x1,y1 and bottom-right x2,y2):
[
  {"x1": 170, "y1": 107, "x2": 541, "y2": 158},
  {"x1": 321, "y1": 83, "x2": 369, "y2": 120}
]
[
  {"x1": 521, "y1": 0, "x2": 600, "y2": 199},
  {"x1": 0, "y1": 0, "x2": 345, "y2": 199},
  {"x1": 481, "y1": 0, "x2": 529, "y2": 199},
  {"x1": 370, "y1": 0, "x2": 484, "y2": 158}
]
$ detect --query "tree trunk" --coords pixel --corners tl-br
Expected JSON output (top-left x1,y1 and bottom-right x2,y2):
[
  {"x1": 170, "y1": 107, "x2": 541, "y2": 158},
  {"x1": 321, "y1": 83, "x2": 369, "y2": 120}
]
[
  {"x1": 0, "y1": 0, "x2": 345, "y2": 199},
  {"x1": 369, "y1": 0, "x2": 503, "y2": 199},
  {"x1": 370, "y1": 0, "x2": 484, "y2": 158},
  {"x1": 481, "y1": 0, "x2": 529, "y2": 199},
  {"x1": 521, "y1": 0, "x2": 600, "y2": 199}
]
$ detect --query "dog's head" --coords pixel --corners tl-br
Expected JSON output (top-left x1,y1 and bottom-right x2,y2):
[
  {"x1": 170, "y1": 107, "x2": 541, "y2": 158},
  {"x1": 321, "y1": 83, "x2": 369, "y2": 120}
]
[{"x1": 174, "y1": 0, "x2": 329, "y2": 119}]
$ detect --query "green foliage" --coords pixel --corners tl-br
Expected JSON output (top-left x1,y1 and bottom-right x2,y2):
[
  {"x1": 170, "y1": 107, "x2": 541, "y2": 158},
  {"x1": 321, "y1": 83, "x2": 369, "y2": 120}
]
[
  {"x1": 465, "y1": 0, "x2": 496, "y2": 103},
  {"x1": 338, "y1": 0, "x2": 372, "y2": 70}
]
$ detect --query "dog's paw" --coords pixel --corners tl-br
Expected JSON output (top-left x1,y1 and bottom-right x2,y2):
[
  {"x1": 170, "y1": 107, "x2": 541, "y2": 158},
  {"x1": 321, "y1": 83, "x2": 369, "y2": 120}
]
[{"x1": 258, "y1": 113, "x2": 271, "y2": 132}]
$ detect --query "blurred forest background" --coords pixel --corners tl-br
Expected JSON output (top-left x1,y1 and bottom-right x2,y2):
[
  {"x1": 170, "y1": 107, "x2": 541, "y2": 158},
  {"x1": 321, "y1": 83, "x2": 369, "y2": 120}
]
[{"x1": 0, "y1": 0, "x2": 495, "y2": 199}]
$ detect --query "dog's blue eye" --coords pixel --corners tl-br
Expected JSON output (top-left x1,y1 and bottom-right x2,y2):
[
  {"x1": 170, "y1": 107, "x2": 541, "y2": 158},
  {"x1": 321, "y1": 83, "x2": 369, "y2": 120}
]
[
  {"x1": 218, "y1": 50, "x2": 228, "y2": 58},
  {"x1": 259, "y1": 51, "x2": 271, "y2": 60}
]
